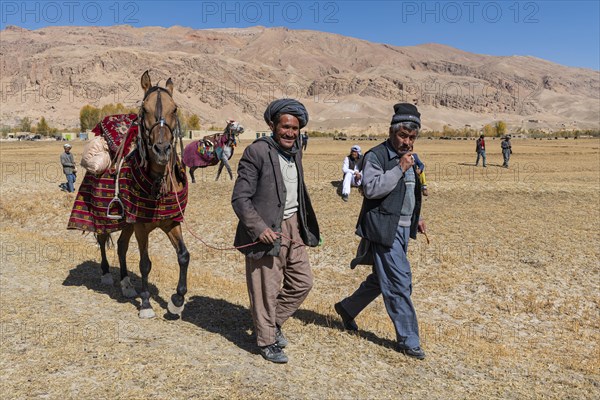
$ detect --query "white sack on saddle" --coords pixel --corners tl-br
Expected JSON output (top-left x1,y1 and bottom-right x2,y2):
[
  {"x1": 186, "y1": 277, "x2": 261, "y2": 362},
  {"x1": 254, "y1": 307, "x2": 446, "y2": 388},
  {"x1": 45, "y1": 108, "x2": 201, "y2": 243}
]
[{"x1": 80, "y1": 135, "x2": 111, "y2": 175}]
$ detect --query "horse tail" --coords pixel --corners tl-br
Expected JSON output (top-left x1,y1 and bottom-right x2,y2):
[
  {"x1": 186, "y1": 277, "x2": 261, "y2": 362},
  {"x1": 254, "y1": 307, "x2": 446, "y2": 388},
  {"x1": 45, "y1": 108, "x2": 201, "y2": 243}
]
[{"x1": 95, "y1": 232, "x2": 114, "y2": 249}]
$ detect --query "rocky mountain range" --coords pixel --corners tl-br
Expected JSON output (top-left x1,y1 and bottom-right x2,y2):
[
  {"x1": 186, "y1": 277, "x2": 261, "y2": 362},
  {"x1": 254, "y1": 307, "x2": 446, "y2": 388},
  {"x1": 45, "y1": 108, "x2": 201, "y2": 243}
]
[{"x1": 1, "y1": 24, "x2": 598, "y2": 134}]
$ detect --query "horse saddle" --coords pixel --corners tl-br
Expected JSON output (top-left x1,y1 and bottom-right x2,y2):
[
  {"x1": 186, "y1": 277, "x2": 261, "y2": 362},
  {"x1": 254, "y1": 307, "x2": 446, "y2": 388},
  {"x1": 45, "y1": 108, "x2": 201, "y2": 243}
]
[
  {"x1": 196, "y1": 138, "x2": 214, "y2": 157},
  {"x1": 90, "y1": 113, "x2": 139, "y2": 163},
  {"x1": 83, "y1": 113, "x2": 138, "y2": 175}
]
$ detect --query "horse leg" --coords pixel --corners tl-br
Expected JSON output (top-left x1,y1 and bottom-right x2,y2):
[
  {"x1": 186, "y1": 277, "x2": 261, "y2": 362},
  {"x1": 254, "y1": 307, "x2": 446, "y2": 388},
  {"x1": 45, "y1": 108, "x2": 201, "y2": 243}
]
[
  {"x1": 223, "y1": 158, "x2": 233, "y2": 180},
  {"x1": 162, "y1": 222, "x2": 189, "y2": 316},
  {"x1": 215, "y1": 161, "x2": 224, "y2": 181},
  {"x1": 189, "y1": 167, "x2": 197, "y2": 183},
  {"x1": 134, "y1": 224, "x2": 155, "y2": 319},
  {"x1": 117, "y1": 225, "x2": 137, "y2": 298},
  {"x1": 97, "y1": 233, "x2": 114, "y2": 285}
]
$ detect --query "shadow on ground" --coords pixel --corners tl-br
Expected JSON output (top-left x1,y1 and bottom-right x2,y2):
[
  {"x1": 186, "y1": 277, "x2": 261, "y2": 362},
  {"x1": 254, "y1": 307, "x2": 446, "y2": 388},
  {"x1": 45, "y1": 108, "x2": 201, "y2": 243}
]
[
  {"x1": 63, "y1": 264, "x2": 397, "y2": 353},
  {"x1": 294, "y1": 308, "x2": 397, "y2": 351},
  {"x1": 182, "y1": 297, "x2": 396, "y2": 354},
  {"x1": 182, "y1": 295, "x2": 257, "y2": 354},
  {"x1": 330, "y1": 180, "x2": 343, "y2": 196},
  {"x1": 458, "y1": 162, "x2": 507, "y2": 168},
  {"x1": 62, "y1": 261, "x2": 167, "y2": 312}
]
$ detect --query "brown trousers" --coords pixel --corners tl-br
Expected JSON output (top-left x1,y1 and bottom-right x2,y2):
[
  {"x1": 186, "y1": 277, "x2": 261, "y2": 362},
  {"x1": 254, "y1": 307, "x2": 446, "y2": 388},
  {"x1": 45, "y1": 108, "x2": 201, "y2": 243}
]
[{"x1": 245, "y1": 213, "x2": 313, "y2": 347}]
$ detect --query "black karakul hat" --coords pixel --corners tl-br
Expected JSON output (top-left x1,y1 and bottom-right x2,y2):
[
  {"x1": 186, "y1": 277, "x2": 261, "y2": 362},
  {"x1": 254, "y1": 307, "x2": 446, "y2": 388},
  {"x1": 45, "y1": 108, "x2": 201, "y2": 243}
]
[{"x1": 390, "y1": 103, "x2": 421, "y2": 128}]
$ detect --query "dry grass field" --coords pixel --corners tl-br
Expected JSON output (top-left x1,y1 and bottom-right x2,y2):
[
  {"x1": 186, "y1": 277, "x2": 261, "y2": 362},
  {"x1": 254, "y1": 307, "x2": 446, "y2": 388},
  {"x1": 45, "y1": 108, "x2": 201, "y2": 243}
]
[{"x1": 1, "y1": 137, "x2": 598, "y2": 399}]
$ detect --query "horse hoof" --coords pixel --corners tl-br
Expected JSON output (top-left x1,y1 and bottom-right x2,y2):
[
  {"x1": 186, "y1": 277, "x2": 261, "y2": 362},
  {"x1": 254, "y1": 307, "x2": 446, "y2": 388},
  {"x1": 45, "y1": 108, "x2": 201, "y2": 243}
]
[
  {"x1": 120, "y1": 276, "x2": 137, "y2": 298},
  {"x1": 139, "y1": 308, "x2": 156, "y2": 319},
  {"x1": 100, "y1": 273, "x2": 114, "y2": 286},
  {"x1": 167, "y1": 298, "x2": 185, "y2": 315}
]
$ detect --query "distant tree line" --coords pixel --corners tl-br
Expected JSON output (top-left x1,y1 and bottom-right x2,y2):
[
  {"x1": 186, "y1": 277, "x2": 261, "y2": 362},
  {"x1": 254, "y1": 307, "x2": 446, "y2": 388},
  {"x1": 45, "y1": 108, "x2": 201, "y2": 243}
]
[
  {"x1": 80, "y1": 103, "x2": 201, "y2": 133},
  {"x1": 0, "y1": 116, "x2": 61, "y2": 137},
  {"x1": 2, "y1": 115, "x2": 597, "y2": 139},
  {"x1": 79, "y1": 103, "x2": 139, "y2": 131}
]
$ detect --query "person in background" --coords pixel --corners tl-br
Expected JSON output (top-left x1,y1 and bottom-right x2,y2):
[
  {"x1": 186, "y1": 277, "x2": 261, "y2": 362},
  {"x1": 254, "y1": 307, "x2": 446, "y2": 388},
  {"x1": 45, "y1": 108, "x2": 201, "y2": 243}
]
[
  {"x1": 60, "y1": 143, "x2": 77, "y2": 193},
  {"x1": 501, "y1": 135, "x2": 512, "y2": 168},
  {"x1": 475, "y1": 134, "x2": 486, "y2": 167},
  {"x1": 301, "y1": 132, "x2": 309, "y2": 151},
  {"x1": 341, "y1": 145, "x2": 364, "y2": 202}
]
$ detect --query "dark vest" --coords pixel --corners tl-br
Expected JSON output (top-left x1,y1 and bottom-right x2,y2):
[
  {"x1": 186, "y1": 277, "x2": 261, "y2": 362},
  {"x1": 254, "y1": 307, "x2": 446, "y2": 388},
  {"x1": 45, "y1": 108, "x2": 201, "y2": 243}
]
[
  {"x1": 348, "y1": 154, "x2": 363, "y2": 171},
  {"x1": 355, "y1": 142, "x2": 421, "y2": 247}
]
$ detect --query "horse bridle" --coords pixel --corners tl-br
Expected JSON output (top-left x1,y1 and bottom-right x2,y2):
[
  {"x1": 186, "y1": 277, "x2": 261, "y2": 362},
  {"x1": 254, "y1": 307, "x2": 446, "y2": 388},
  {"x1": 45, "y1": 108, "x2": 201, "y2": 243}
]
[
  {"x1": 138, "y1": 85, "x2": 183, "y2": 164},
  {"x1": 137, "y1": 85, "x2": 186, "y2": 199},
  {"x1": 107, "y1": 85, "x2": 186, "y2": 215},
  {"x1": 225, "y1": 121, "x2": 243, "y2": 146}
]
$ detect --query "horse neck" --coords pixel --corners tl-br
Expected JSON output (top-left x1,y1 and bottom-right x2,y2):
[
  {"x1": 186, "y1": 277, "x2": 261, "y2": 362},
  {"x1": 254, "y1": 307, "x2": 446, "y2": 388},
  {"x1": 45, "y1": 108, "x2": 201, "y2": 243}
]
[{"x1": 224, "y1": 131, "x2": 236, "y2": 145}]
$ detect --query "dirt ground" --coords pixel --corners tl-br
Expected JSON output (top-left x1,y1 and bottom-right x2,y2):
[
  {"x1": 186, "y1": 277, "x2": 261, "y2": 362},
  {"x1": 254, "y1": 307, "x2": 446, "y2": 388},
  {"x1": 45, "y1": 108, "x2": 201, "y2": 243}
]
[{"x1": 1, "y1": 137, "x2": 598, "y2": 399}]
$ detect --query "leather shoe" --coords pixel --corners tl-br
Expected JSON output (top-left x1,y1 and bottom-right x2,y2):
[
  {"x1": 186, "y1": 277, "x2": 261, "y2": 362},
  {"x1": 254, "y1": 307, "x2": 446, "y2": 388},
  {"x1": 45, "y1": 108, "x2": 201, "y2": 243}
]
[
  {"x1": 398, "y1": 346, "x2": 426, "y2": 360},
  {"x1": 334, "y1": 302, "x2": 358, "y2": 331}
]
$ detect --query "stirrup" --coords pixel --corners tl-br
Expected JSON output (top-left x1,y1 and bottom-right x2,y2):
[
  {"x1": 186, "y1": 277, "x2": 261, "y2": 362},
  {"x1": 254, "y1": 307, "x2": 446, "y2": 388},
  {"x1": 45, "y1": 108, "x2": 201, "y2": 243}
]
[{"x1": 107, "y1": 196, "x2": 125, "y2": 220}]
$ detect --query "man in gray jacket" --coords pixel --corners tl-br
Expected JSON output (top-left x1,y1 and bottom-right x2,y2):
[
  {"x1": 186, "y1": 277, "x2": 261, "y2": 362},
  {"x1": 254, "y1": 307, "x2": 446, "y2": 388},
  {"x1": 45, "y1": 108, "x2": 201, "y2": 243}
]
[
  {"x1": 60, "y1": 143, "x2": 77, "y2": 192},
  {"x1": 334, "y1": 103, "x2": 427, "y2": 360},
  {"x1": 232, "y1": 99, "x2": 320, "y2": 364}
]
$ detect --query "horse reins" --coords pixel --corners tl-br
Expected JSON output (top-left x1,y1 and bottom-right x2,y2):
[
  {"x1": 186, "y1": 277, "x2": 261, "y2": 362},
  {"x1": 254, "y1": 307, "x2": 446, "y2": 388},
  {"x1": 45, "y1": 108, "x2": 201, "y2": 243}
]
[{"x1": 166, "y1": 165, "x2": 305, "y2": 251}]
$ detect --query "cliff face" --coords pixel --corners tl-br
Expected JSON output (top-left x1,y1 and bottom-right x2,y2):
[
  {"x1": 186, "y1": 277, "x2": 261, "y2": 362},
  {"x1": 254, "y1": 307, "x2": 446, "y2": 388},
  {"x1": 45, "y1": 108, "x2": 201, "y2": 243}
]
[{"x1": 1, "y1": 25, "x2": 598, "y2": 133}]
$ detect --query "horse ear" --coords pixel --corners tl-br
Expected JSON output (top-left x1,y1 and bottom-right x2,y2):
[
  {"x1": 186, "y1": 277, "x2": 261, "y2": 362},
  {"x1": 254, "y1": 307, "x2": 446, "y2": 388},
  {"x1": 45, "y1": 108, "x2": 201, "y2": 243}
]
[
  {"x1": 166, "y1": 78, "x2": 174, "y2": 95},
  {"x1": 141, "y1": 70, "x2": 151, "y2": 93}
]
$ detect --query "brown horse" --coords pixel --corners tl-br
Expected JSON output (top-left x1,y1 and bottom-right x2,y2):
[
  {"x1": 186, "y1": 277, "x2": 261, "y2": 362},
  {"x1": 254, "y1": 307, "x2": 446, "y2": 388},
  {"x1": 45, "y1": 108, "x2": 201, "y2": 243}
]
[{"x1": 94, "y1": 71, "x2": 189, "y2": 319}]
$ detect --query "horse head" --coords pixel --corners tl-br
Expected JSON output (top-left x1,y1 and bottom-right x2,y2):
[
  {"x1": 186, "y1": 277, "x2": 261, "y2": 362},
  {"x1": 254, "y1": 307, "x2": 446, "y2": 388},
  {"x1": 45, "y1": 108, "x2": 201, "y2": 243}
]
[
  {"x1": 225, "y1": 119, "x2": 244, "y2": 144},
  {"x1": 139, "y1": 71, "x2": 179, "y2": 168}
]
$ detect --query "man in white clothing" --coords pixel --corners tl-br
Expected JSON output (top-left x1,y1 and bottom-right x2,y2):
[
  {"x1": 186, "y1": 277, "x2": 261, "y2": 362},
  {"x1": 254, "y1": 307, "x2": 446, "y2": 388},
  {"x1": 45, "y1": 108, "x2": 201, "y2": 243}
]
[{"x1": 341, "y1": 145, "x2": 363, "y2": 202}]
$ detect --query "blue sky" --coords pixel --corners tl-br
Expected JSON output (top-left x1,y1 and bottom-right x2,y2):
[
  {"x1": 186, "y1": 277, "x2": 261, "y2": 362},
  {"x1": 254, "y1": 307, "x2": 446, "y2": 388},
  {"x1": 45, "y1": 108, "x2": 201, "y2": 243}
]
[{"x1": 1, "y1": 0, "x2": 599, "y2": 70}]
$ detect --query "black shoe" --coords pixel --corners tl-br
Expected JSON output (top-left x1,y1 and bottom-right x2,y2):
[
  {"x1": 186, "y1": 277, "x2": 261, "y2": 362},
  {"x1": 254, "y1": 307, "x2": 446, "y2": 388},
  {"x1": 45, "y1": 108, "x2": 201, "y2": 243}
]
[
  {"x1": 275, "y1": 325, "x2": 288, "y2": 348},
  {"x1": 398, "y1": 346, "x2": 426, "y2": 360},
  {"x1": 260, "y1": 343, "x2": 288, "y2": 364},
  {"x1": 334, "y1": 302, "x2": 358, "y2": 331},
  {"x1": 342, "y1": 194, "x2": 349, "y2": 202}
]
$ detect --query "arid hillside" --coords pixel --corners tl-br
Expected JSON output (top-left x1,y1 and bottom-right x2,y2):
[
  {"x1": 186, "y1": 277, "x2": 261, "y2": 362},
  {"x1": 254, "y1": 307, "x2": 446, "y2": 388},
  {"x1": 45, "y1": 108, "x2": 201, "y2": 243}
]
[{"x1": 1, "y1": 25, "x2": 599, "y2": 133}]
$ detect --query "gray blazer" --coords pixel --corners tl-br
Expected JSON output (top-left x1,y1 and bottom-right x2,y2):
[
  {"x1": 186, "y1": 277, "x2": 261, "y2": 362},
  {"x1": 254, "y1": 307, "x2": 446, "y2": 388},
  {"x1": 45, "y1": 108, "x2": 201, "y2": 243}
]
[
  {"x1": 60, "y1": 152, "x2": 76, "y2": 175},
  {"x1": 232, "y1": 137, "x2": 320, "y2": 259}
]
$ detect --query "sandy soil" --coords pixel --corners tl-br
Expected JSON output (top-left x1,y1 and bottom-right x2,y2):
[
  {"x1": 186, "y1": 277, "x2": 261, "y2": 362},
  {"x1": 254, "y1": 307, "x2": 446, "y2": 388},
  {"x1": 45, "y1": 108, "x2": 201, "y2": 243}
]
[{"x1": 0, "y1": 137, "x2": 598, "y2": 399}]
